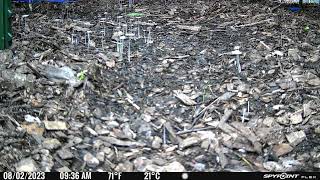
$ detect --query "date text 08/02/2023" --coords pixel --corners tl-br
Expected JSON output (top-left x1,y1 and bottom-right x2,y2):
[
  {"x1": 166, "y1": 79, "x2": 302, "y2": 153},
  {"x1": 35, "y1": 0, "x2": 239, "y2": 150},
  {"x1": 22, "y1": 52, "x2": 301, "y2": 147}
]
[{"x1": 2, "y1": 172, "x2": 46, "y2": 180}]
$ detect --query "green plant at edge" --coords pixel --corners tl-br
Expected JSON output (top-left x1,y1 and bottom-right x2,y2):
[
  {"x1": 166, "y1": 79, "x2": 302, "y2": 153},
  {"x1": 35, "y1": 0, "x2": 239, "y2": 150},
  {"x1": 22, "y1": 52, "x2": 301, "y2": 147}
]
[{"x1": 77, "y1": 70, "x2": 86, "y2": 81}]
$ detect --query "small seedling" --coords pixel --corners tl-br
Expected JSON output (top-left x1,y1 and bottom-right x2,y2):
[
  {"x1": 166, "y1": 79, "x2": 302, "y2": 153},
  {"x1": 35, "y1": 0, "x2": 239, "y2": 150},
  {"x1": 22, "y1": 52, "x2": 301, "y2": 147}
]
[
  {"x1": 147, "y1": 27, "x2": 153, "y2": 44},
  {"x1": 119, "y1": 0, "x2": 124, "y2": 10},
  {"x1": 130, "y1": 23, "x2": 135, "y2": 34},
  {"x1": 242, "y1": 108, "x2": 246, "y2": 123},
  {"x1": 21, "y1": 15, "x2": 29, "y2": 31},
  {"x1": 143, "y1": 29, "x2": 147, "y2": 43},
  {"x1": 129, "y1": 0, "x2": 134, "y2": 8},
  {"x1": 77, "y1": 70, "x2": 87, "y2": 81},
  {"x1": 163, "y1": 126, "x2": 167, "y2": 145},
  {"x1": 132, "y1": 27, "x2": 139, "y2": 40},
  {"x1": 119, "y1": 36, "x2": 126, "y2": 61},
  {"x1": 53, "y1": 19, "x2": 63, "y2": 28},
  {"x1": 99, "y1": 18, "x2": 107, "y2": 35},
  {"x1": 135, "y1": 18, "x2": 141, "y2": 38},
  {"x1": 232, "y1": 46, "x2": 242, "y2": 73},
  {"x1": 304, "y1": 25, "x2": 310, "y2": 32},
  {"x1": 28, "y1": 0, "x2": 33, "y2": 11},
  {"x1": 127, "y1": 12, "x2": 144, "y2": 17},
  {"x1": 64, "y1": 5, "x2": 70, "y2": 19},
  {"x1": 116, "y1": 39, "x2": 120, "y2": 53},
  {"x1": 115, "y1": 27, "x2": 122, "y2": 52},
  {"x1": 127, "y1": 33, "x2": 135, "y2": 62},
  {"x1": 117, "y1": 16, "x2": 123, "y2": 27},
  {"x1": 71, "y1": 34, "x2": 79, "y2": 45},
  {"x1": 122, "y1": 24, "x2": 128, "y2": 34},
  {"x1": 115, "y1": 26, "x2": 122, "y2": 34},
  {"x1": 100, "y1": 31, "x2": 106, "y2": 48},
  {"x1": 137, "y1": 26, "x2": 141, "y2": 39},
  {"x1": 129, "y1": 19, "x2": 134, "y2": 30},
  {"x1": 85, "y1": 31, "x2": 93, "y2": 49}
]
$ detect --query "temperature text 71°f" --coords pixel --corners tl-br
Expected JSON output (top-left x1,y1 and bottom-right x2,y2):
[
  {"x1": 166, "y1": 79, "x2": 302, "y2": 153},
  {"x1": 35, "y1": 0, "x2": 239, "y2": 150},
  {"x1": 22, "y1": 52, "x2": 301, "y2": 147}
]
[{"x1": 108, "y1": 172, "x2": 122, "y2": 180}]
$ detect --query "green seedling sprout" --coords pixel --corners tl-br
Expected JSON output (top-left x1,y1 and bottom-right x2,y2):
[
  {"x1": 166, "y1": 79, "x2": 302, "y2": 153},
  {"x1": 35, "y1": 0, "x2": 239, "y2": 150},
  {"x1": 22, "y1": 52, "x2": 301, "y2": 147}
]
[
  {"x1": 77, "y1": 70, "x2": 87, "y2": 81},
  {"x1": 127, "y1": 13, "x2": 144, "y2": 17},
  {"x1": 304, "y1": 25, "x2": 310, "y2": 33}
]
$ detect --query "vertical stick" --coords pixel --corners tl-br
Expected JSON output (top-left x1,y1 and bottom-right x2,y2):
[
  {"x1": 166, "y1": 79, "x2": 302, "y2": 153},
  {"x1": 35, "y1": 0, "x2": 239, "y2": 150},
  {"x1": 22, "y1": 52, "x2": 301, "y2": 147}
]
[
  {"x1": 127, "y1": 33, "x2": 135, "y2": 62},
  {"x1": 242, "y1": 108, "x2": 245, "y2": 123}
]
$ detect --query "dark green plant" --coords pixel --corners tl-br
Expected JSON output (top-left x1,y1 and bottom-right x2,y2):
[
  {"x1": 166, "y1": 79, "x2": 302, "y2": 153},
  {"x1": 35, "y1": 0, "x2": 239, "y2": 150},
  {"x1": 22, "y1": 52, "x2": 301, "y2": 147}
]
[{"x1": 0, "y1": 0, "x2": 12, "y2": 50}]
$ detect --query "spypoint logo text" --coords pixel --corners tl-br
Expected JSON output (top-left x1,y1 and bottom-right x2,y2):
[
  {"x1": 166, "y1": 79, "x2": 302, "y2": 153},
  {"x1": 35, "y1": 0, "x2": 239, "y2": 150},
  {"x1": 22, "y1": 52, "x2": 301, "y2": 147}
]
[{"x1": 263, "y1": 173, "x2": 300, "y2": 179}]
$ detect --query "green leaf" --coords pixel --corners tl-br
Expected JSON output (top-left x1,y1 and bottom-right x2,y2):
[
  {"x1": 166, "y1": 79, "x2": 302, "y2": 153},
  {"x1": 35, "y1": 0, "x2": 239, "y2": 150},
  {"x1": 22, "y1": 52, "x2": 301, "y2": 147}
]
[
  {"x1": 127, "y1": 12, "x2": 144, "y2": 17},
  {"x1": 304, "y1": 26, "x2": 310, "y2": 32},
  {"x1": 77, "y1": 70, "x2": 86, "y2": 81}
]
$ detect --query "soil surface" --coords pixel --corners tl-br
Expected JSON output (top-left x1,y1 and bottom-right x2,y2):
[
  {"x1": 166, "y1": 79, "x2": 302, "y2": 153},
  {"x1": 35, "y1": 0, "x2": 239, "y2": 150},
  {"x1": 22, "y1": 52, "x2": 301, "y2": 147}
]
[{"x1": 1, "y1": 0, "x2": 320, "y2": 172}]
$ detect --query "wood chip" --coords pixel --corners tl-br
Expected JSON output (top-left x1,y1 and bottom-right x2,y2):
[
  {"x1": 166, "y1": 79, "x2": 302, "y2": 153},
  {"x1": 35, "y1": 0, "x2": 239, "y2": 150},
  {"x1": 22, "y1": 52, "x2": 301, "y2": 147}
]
[
  {"x1": 43, "y1": 121, "x2": 67, "y2": 130},
  {"x1": 173, "y1": 90, "x2": 197, "y2": 106},
  {"x1": 176, "y1": 25, "x2": 201, "y2": 31},
  {"x1": 179, "y1": 136, "x2": 201, "y2": 149},
  {"x1": 21, "y1": 123, "x2": 45, "y2": 136},
  {"x1": 164, "y1": 122, "x2": 182, "y2": 144},
  {"x1": 286, "y1": 130, "x2": 306, "y2": 146},
  {"x1": 273, "y1": 143, "x2": 293, "y2": 157},
  {"x1": 99, "y1": 136, "x2": 145, "y2": 147}
]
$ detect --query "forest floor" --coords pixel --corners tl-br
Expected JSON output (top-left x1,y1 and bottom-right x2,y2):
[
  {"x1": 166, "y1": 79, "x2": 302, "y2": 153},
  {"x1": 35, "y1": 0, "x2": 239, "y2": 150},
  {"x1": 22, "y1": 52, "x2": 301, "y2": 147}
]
[{"x1": 1, "y1": 0, "x2": 320, "y2": 172}]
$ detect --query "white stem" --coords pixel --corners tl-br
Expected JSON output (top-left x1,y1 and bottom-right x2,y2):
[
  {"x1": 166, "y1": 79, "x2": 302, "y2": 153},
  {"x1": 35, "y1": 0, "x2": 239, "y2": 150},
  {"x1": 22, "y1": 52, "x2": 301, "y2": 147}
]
[
  {"x1": 128, "y1": 39, "x2": 131, "y2": 62},
  {"x1": 71, "y1": 34, "x2": 76, "y2": 45},
  {"x1": 236, "y1": 55, "x2": 241, "y2": 73},
  {"x1": 87, "y1": 33, "x2": 91, "y2": 48},
  {"x1": 242, "y1": 108, "x2": 245, "y2": 123},
  {"x1": 163, "y1": 126, "x2": 167, "y2": 144},
  {"x1": 147, "y1": 29, "x2": 151, "y2": 44},
  {"x1": 144, "y1": 31, "x2": 147, "y2": 43},
  {"x1": 119, "y1": 42, "x2": 123, "y2": 60},
  {"x1": 101, "y1": 39, "x2": 104, "y2": 48},
  {"x1": 116, "y1": 40, "x2": 120, "y2": 53}
]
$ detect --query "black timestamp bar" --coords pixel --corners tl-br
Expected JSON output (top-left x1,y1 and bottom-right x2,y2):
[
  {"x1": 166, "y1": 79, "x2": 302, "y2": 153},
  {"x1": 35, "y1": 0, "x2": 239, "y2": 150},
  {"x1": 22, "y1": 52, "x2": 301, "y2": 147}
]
[{"x1": 1, "y1": 172, "x2": 319, "y2": 180}]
